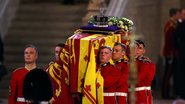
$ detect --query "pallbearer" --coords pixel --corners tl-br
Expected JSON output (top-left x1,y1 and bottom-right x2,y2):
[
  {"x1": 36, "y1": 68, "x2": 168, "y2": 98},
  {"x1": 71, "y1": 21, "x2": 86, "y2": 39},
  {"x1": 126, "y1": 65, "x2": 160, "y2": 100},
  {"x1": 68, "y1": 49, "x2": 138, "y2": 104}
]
[{"x1": 112, "y1": 42, "x2": 129, "y2": 104}]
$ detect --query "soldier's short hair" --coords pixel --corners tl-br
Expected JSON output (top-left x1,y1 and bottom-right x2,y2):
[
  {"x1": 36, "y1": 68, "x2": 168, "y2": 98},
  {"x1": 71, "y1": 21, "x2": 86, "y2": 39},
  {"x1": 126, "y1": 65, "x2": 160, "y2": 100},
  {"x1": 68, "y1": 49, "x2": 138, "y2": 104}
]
[
  {"x1": 135, "y1": 39, "x2": 145, "y2": 47},
  {"x1": 25, "y1": 44, "x2": 38, "y2": 54},
  {"x1": 56, "y1": 43, "x2": 65, "y2": 48},
  {"x1": 114, "y1": 42, "x2": 126, "y2": 51},
  {"x1": 169, "y1": 8, "x2": 179, "y2": 17},
  {"x1": 99, "y1": 45, "x2": 113, "y2": 53}
]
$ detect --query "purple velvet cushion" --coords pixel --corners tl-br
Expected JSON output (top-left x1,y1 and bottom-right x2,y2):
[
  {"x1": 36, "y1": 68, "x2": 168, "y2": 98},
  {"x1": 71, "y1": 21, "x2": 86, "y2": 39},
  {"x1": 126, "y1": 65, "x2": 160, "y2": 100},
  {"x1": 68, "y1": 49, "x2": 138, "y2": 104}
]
[{"x1": 80, "y1": 24, "x2": 120, "y2": 32}]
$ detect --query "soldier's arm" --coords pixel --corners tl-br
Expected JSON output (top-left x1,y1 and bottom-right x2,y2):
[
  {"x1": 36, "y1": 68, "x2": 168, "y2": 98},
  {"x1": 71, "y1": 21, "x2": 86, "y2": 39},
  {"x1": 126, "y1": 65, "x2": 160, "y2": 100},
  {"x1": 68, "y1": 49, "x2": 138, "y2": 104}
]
[
  {"x1": 147, "y1": 63, "x2": 156, "y2": 84},
  {"x1": 8, "y1": 73, "x2": 17, "y2": 104}
]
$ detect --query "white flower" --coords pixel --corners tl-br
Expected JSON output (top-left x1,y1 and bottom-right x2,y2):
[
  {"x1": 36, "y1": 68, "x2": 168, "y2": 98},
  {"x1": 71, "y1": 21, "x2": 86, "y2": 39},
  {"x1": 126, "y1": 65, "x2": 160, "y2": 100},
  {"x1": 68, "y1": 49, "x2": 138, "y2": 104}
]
[
  {"x1": 124, "y1": 26, "x2": 128, "y2": 31},
  {"x1": 118, "y1": 21, "x2": 123, "y2": 26},
  {"x1": 108, "y1": 22, "x2": 113, "y2": 26}
]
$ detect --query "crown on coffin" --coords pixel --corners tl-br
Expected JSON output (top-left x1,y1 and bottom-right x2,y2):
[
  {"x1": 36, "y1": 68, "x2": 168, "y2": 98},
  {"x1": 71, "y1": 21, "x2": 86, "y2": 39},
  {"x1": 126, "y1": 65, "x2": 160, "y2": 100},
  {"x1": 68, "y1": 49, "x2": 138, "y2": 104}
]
[
  {"x1": 93, "y1": 15, "x2": 109, "y2": 27},
  {"x1": 88, "y1": 15, "x2": 134, "y2": 32}
]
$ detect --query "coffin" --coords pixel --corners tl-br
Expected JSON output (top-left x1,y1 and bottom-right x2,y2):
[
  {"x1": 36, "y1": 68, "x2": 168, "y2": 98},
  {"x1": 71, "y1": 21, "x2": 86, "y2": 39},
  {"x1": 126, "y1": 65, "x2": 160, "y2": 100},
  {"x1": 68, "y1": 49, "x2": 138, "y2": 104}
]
[{"x1": 60, "y1": 24, "x2": 130, "y2": 93}]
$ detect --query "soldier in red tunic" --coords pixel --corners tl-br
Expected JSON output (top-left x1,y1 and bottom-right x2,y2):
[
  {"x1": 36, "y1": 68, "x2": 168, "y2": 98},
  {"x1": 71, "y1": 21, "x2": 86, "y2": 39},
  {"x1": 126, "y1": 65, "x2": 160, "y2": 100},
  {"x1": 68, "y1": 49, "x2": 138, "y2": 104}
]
[
  {"x1": 8, "y1": 44, "x2": 38, "y2": 104},
  {"x1": 134, "y1": 40, "x2": 156, "y2": 104},
  {"x1": 112, "y1": 42, "x2": 129, "y2": 104},
  {"x1": 97, "y1": 45, "x2": 122, "y2": 104},
  {"x1": 45, "y1": 43, "x2": 73, "y2": 104}
]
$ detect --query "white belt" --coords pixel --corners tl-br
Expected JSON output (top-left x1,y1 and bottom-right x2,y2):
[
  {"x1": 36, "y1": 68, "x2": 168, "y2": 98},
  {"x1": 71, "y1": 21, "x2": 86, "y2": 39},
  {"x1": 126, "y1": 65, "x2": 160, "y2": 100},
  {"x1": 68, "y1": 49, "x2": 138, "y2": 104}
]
[
  {"x1": 145, "y1": 86, "x2": 151, "y2": 90},
  {"x1": 104, "y1": 92, "x2": 115, "y2": 96},
  {"x1": 17, "y1": 97, "x2": 26, "y2": 102},
  {"x1": 40, "y1": 101, "x2": 49, "y2": 104},
  {"x1": 17, "y1": 97, "x2": 49, "y2": 103},
  {"x1": 115, "y1": 92, "x2": 127, "y2": 97},
  {"x1": 135, "y1": 86, "x2": 151, "y2": 91}
]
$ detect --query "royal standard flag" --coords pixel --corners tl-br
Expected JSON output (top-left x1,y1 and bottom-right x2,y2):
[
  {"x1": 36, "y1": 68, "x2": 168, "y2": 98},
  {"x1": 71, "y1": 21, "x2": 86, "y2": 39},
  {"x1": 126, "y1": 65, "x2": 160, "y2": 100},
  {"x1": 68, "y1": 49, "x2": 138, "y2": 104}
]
[
  {"x1": 59, "y1": 29, "x2": 124, "y2": 94},
  {"x1": 60, "y1": 33, "x2": 122, "y2": 93},
  {"x1": 96, "y1": 68, "x2": 104, "y2": 104},
  {"x1": 82, "y1": 45, "x2": 97, "y2": 104}
]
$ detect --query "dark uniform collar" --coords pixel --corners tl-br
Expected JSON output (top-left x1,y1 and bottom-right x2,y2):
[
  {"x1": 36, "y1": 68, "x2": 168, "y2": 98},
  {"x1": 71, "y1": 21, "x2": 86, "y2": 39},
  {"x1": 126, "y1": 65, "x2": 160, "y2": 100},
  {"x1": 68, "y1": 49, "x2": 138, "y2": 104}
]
[
  {"x1": 114, "y1": 58, "x2": 124, "y2": 64},
  {"x1": 100, "y1": 62, "x2": 110, "y2": 67}
]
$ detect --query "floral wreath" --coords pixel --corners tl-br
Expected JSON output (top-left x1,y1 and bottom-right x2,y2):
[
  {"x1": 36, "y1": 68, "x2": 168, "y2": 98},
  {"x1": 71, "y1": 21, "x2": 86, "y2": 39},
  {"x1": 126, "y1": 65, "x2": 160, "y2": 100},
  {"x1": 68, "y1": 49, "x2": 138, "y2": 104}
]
[{"x1": 88, "y1": 16, "x2": 134, "y2": 32}]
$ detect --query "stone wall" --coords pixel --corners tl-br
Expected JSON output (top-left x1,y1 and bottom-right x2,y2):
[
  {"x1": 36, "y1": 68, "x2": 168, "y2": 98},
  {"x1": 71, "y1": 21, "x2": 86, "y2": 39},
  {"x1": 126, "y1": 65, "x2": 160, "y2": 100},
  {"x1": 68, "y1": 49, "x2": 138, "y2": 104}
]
[
  {"x1": 181, "y1": 0, "x2": 185, "y2": 7},
  {"x1": 123, "y1": 0, "x2": 181, "y2": 63},
  {"x1": 122, "y1": 0, "x2": 181, "y2": 86},
  {"x1": 123, "y1": 0, "x2": 160, "y2": 62}
]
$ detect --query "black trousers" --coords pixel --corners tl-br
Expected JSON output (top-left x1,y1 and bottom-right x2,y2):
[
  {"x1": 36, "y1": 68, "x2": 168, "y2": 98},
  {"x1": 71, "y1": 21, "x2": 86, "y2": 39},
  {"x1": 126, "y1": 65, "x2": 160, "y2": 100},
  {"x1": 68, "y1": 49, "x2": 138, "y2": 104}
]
[
  {"x1": 174, "y1": 54, "x2": 185, "y2": 99},
  {"x1": 162, "y1": 56, "x2": 174, "y2": 99}
]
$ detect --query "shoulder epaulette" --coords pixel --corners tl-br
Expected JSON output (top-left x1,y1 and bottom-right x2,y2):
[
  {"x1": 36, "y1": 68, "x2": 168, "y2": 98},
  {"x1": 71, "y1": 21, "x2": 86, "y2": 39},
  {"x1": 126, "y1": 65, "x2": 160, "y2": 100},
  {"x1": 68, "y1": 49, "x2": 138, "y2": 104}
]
[
  {"x1": 137, "y1": 56, "x2": 151, "y2": 63},
  {"x1": 101, "y1": 62, "x2": 111, "y2": 67},
  {"x1": 114, "y1": 58, "x2": 129, "y2": 64}
]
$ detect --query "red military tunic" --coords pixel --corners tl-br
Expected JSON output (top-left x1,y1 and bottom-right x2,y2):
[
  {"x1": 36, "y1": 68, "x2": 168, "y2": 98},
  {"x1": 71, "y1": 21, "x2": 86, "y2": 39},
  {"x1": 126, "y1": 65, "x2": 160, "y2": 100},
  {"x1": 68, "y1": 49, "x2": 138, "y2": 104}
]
[
  {"x1": 46, "y1": 61, "x2": 73, "y2": 104},
  {"x1": 114, "y1": 59, "x2": 129, "y2": 104},
  {"x1": 8, "y1": 67, "x2": 30, "y2": 104},
  {"x1": 132, "y1": 56, "x2": 150, "y2": 104},
  {"x1": 99, "y1": 63, "x2": 122, "y2": 104},
  {"x1": 132, "y1": 56, "x2": 156, "y2": 104},
  {"x1": 163, "y1": 18, "x2": 177, "y2": 56}
]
